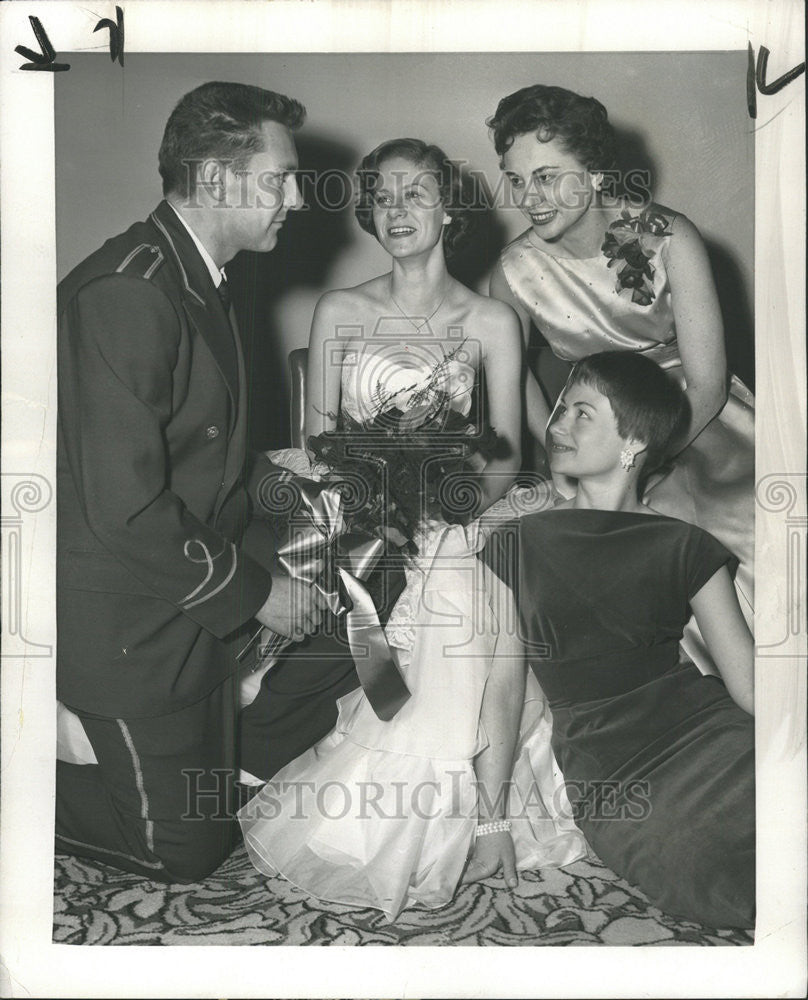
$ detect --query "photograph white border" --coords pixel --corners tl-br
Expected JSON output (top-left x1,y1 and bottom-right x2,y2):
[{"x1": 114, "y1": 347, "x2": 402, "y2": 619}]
[{"x1": 1, "y1": 1, "x2": 805, "y2": 997}]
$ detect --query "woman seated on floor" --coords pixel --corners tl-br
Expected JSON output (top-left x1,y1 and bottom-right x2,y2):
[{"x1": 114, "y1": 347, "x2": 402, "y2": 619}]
[{"x1": 476, "y1": 350, "x2": 755, "y2": 929}]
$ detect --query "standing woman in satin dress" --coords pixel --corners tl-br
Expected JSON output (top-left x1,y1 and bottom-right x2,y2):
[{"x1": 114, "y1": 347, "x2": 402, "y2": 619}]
[{"x1": 486, "y1": 85, "x2": 754, "y2": 664}]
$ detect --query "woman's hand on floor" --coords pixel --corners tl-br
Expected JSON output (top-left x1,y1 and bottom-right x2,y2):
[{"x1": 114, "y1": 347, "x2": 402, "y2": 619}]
[{"x1": 461, "y1": 830, "x2": 518, "y2": 888}]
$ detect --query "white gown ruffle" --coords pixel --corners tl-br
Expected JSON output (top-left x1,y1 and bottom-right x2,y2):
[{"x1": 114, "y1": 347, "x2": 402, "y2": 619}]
[{"x1": 239, "y1": 499, "x2": 586, "y2": 922}]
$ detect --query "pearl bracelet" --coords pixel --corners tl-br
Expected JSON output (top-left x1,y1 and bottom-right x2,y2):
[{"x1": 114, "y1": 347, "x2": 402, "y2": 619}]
[{"x1": 476, "y1": 819, "x2": 512, "y2": 837}]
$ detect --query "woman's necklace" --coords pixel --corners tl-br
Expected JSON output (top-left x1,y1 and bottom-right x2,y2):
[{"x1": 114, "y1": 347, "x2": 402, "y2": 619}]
[{"x1": 389, "y1": 282, "x2": 448, "y2": 333}]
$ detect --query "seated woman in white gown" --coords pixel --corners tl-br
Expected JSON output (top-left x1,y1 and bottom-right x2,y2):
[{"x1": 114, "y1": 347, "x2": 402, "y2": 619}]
[{"x1": 238, "y1": 139, "x2": 585, "y2": 921}]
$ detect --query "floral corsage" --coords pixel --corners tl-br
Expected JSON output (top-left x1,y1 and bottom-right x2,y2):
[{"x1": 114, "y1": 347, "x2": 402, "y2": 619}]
[{"x1": 600, "y1": 207, "x2": 671, "y2": 306}]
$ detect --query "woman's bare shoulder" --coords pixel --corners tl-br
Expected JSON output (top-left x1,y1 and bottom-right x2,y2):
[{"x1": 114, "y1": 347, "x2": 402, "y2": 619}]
[
  {"x1": 455, "y1": 285, "x2": 521, "y2": 339},
  {"x1": 316, "y1": 274, "x2": 390, "y2": 313},
  {"x1": 642, "y1": 202, "x2": 696, "y2": 241}
]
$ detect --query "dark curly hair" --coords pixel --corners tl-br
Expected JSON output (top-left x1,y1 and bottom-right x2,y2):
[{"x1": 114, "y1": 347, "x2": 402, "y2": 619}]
[
  {"x1": 487, "y1": 84, "x2": 616, "y2": 175},
  {"x1": 159, "y1": 81, "x2": 306, "y2": 198},
  {"x1": 567, "y1": 351, "x2": 689, "y2": 494},
  {"x1": 354, "y1": 138, "x2": 475, "y2": 259}
]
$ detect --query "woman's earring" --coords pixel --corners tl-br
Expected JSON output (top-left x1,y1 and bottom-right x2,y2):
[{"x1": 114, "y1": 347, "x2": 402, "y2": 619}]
[{"x1": 620, "y1": 447, "x2": 636, "y2": 471}]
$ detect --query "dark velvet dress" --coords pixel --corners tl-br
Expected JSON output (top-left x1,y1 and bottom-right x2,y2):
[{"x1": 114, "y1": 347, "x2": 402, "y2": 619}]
[{"x1": 516, "y1": 509, "x2": 755, "y2": 929}]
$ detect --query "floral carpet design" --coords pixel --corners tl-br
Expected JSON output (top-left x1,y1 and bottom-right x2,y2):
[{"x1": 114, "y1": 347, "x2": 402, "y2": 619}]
[{"x1": 53, "y1": 845, "x2": 753, "y2": 947}]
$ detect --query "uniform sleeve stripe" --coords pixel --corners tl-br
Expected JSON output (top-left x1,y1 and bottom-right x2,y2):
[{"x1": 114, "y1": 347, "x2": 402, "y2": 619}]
[
  {"x1": 182, "y1": 542, "x2": 238, "y2": 610},
  {"x1": 180, "y1": 539, "x2": 215, "y2": 605}
]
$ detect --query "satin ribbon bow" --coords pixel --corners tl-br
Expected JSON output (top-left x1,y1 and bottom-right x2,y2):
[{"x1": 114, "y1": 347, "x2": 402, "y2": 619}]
[{"x1": 244, "y1": 478, "x2": 411, "y2": 722}]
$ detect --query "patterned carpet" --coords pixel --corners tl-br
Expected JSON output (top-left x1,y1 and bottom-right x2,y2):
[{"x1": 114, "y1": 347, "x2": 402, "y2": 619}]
[{"x1": 53, "y1": 845, "x2": 754, "y2": 946}]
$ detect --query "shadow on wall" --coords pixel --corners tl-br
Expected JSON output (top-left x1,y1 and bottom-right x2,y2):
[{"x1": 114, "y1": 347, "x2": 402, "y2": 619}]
[
  {"x1": 229, "y1": 133, "x2": 360, "y2": 450},
  {"x1": 706, "y1": 241, "x2": 755, "y2": 392},
  {"x1": 611, "y1": 124, "x2": 657, "y2": 205},
  {"x1": 613, "y1": 125, "x2": 755, "y2": 392},
  {"x1": 447, "y1": 164, "x2": 508, "y2": 291}
]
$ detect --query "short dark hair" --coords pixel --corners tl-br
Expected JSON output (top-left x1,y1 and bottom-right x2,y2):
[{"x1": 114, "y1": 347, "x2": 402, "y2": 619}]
[
  {"x1": 158, "y1": 81, "x2": 306, "y2": 197},
  {"x1": 487, "y1": 84, "x2": 616, "y2": 174},
  {"x1": 569, "y1": 351, "x2": 689, "y2": 492},
  {"x1": 354, "y1": 138, "x2": 475, "y2": 259}
]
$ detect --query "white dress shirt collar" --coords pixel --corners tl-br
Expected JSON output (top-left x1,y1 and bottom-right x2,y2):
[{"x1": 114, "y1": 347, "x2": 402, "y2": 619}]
[{"x1": 167, "y1": 202, "x2": 226, "y2": 289}]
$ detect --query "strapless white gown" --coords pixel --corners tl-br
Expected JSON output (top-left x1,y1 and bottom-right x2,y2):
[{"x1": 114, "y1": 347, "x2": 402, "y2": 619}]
[{"x1": 238, "y1": 344, "x2": 586, "y2": 921}]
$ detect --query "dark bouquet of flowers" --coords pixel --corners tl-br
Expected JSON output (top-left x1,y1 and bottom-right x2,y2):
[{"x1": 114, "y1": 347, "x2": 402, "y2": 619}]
[
  {"x1": 307, "y1": 347, "x2": 502, "y2": 551},
  {"x1": 239, "y1": 348, "x2": 506, "y2": 719},
  {"x1": 601, "y1": 207, "x2": 671, "y2": 306}
]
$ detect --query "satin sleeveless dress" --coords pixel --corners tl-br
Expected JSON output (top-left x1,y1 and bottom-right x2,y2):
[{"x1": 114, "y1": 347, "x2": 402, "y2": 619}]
[
  {"x1": 500, "y1": 215, "x2": 755, "y2": 651},
  {"x1": 239, "y1": 344, "x2": 585, "y2": 922}
]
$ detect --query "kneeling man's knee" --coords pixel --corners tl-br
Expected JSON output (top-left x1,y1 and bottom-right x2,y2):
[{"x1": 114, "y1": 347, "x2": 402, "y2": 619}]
[{"x1": 151, "y1": 817, "x2": 236, "y2": 884}]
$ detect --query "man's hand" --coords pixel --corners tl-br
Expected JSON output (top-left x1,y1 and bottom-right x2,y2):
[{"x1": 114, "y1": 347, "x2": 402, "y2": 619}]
[{"x1": 254, "y1": 561, "x2": 328, "y2": 641}]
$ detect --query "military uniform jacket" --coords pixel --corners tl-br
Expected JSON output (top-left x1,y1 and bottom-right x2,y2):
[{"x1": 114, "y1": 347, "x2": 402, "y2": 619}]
[{"x1": 57, "y1": 200, "x2": 275, "y2": 718}]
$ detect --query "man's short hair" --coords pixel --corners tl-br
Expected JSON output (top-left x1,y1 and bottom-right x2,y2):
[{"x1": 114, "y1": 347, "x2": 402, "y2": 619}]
[{"x1": 158, "y1": 81, "x2": 306, "y2": 198}]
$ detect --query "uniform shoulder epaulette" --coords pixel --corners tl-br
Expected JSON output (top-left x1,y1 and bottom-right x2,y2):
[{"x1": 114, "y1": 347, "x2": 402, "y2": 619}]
[{"x1": 114, "y1": 243, "x2": 164, "y2": 280}]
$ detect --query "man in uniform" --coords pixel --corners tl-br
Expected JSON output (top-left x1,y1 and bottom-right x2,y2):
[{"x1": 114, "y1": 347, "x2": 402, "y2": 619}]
[{"x1": 56, "y1": 81, "x2": 328, "y2": 882}]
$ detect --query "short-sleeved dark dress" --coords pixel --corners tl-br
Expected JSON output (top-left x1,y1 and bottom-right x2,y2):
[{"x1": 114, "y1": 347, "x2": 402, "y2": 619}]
[{"x1": 514, "y1": 509, "x2": 755, "y2": 929}]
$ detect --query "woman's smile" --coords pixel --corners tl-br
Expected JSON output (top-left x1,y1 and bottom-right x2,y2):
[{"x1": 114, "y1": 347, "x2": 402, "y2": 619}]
[
  {"x1": 387, "y1": 224, "x2": 417, "y2": 238},
  {"x1": 549, "y1": 437, "x2": 574, "y2": 453},
  {"x1": 528, "y1": 208, "x2": 557, "y2": 226}
]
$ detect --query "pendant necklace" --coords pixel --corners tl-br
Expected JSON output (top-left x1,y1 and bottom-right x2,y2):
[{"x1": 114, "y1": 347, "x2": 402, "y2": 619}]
[{"x1": 389, "y1": 281, "x2": 448, "y2": 333}]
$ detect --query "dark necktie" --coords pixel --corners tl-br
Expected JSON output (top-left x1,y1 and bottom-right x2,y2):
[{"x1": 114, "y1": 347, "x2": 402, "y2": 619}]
[
  {"x1": 217, "y1": 275, "x2": 232, "y2": 314},
  {"x1": 216, "y1": 274, "x2": 239, "y2": 407}
]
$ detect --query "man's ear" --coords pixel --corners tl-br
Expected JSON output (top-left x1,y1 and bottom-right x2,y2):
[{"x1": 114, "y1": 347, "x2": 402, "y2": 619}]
[{"x1": 198, "y1": 159, "x2": 228, "y2": 203}]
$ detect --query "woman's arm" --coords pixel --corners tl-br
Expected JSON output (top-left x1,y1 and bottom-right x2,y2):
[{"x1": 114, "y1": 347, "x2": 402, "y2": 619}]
[
  {"x1": 462, "y1": 653, "x2": 527, "y2": 888},
  {"x1": 525, "y1": 369, "x2": 552, "y2": 445},
  {"x1": 478, "y1": 303, "x2": 523, "y2": 510},
  {"x1": 666, "y1": 214, "x2": 729, "y2": 453},
  {"x1": 304, "y1": 291, "x2": 345, "y2": 441},
  {"x1": 690, "y1": 565, "x2": 754, "y2": 715}
]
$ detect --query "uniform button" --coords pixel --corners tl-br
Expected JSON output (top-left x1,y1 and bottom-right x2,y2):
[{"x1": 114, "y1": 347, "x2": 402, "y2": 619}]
[{"x1": 206, "y1": 425, "x2": 220, "y2": 439}]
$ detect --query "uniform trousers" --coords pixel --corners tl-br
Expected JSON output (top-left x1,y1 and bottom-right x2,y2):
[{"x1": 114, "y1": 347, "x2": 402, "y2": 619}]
[
  {"x1": 56, "y1": 560, "x2": 407, "y2": 882},
  {"x1": 56, "y1": 673, "x2": 239, "y2": 883}
]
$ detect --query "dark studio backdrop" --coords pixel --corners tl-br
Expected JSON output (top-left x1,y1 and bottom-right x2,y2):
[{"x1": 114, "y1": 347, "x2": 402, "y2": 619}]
[{"x1": 55, "y1": 51, "x2": 754, "y2": 450}]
